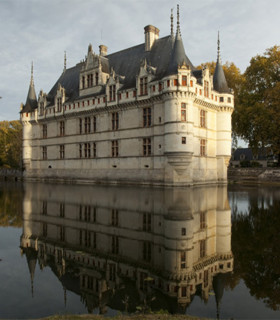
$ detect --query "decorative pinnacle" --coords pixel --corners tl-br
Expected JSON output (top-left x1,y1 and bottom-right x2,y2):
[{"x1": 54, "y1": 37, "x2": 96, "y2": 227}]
[
  {"x1": 217, "y1": 31, "x2": 221, "y2": 63},
  {"x1": 64, "y1": 51, "x2": 67, "y2": 72},
  {"x1": 30, "y1": 61, "x2": 34, "y2": 85},
  {"x1": 171, "y1": 8, "x2": 174, "y2": 37},
  {"x1": 176, "y1": 4, "x2": 180, "y2": 35}
]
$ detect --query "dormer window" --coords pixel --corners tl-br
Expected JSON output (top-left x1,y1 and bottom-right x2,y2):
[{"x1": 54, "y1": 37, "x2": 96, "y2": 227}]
[
  {"x1": 95, "y1": 72, "x2": 99, "y2": 85},
  {"x1": 40, "y1": 102, "x2": 44, "y2": 116},
  {"x1": 87, "y1": 74, "x2": 93, "y2": 87},
  {"x1": 182, "y1": 76, "x2": 187, "y2": 86},
  {"x1": 57, "y1": 97, "x2": 62, "y2": 112},
  {"x1": 204, "y1": 80, "x2": 209, "y2": 98},
  {"x1": 109, "y1": 85, "x2": 116, "y2": 102},
  {"x1": 140, "y1": 77, "x2": 148, "y2": 95}
]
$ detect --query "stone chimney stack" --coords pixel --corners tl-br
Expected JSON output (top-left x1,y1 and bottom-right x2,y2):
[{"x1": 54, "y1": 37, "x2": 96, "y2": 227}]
[
  {"x1": 144, "y1": 25, "x2": 159, "y2": 51},
  {"x1": 99, "y1": 45, "x2": 108, "y2": 56}
]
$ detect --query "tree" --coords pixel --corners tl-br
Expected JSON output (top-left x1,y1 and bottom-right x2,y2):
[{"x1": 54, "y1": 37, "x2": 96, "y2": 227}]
[
  {"x1": 0, "y1": 120, "x2": 22, "y2": 168},
  {"x1": 233, "y1": 46, "x2": 280, "y2": 160}
]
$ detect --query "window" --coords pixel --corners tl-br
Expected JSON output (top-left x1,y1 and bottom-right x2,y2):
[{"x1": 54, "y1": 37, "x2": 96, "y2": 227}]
[
  {"x1": 111, "y1": 236, "x2": 119, "y2": 254},
  {"x1": 174, "y1": 79, "x2": 178, "y2": 86},
  {"x1": 181, "y1": 251, "x2": 186, "y2": 269},
  {"x1": 111, "y1": 209, "x2": 118, "y2": 226},
  {"x1": 140, "y1": 272, "x2": 148, "y2": 291},
  {"x1": 60, "y1": 203, "x2": 65, "y2": 217},
  {"x1": 181, "y1": 286, "x2": 187, "y2": 297},
  {"x1": 140, "y1": 77, "x2": 148, "y2": 95},
  {"x1": 59, "y1": 145, "x2": 65, "y2": 159},
  {"x1": 42, "y1": 223, "x2": 47, "y2": 237},
  {"x1": 87, "y1": 73, "x2": 93, "y2": 87},
  {"x1": 79, "y1": 144, "x2": 82, "y2": 158},
  {"x1": 59, "y1": 226, "x2": 65, "y2": 242},
  {"x1": 42, "y1": 124, "x2": 47, "y2": 139},
  {"x1": 167, "y1": 80, "x2": 170, "y2": 87},
  {"x1": 112, "y1": 140, "x2": 119, "y2": 157},
  {"x1": 182, "y1": 137, "x2": 186, "y2": 144},
  {"x1": 143, "y1": 241, "x2": 151, "y2": 262},
  {"x1": 93, "y1": 116, "x2": 97, "y2": 132},
  {"x1": 228, "y1": 97, "x2": 231, "y2": 103},
  {"x1": 143, "y1": 107, "x2": 151, "y2": 127},
  {"x1": 200, "y1": 110, "x2": 206, "y2": 128},
  {"x1": 84, "y1": 117, "x2": 91, "y2": 133},
  {"x1": 181, "y1": 103, "x2": 187, "y2": 121},
  {"x1": 200, "y1": 212, "x2": 206, "y2": 229},
  {"x1": 60, "y1": 121, "x2": 65, "y2": 136},
  {"x1": 57, "y1": 97, "x2": 62, "y2": 112},
  {"x1": 79, "y1": 118, "x2": 82, "y2": 134},
  {"x1": 200, "y1": 240, "x2": 206, "y2": 258},
  {"x1": 93, "y1": 142, "x2": 97, "y2": 158},
  {"x1": 200, "y1": 139, "x2": 206, "y2": 156},
  {"x1": 143, "y1": 213, "x2": 151, "y2": 231},
  {"x1": 82, "y1": 76, "x2": 85, "y2": 89},
  {"x1": 42, "y1": 146, "x2": 47, "y2": 160},
  {"x1": 40, "y1": 102, "x2": 44, "y2": 115},
  {"x1": 182, "y1": 75, "x2": 187, "y2": 86},
  {"x1": 204, "y1": 80, "x2": 209, "y2": 98},
  {"x1": 112, "y1": 112, "x2": 119, "y2": 130},
  {"x1": 181, "y1": 227, "x2": 186, "y2": 235},
  {"x1": 220, "y1": 96, "x2": 224, "y2": 102},
  {"x1": 95, "y1": 72, "x2": 99, "y2": 85},
  {"x1": 84, "y1": 143, "x2": 91, "y2": 158},
  {"x1": 159, "y1": 82, "x2": 162, "y2": 91},
  {"x1": 109, "y1": 84, "x2": 116, "y2": 101},
  {"x1": 190, "y1": 80, "x2": 193, "y2": 87},
  {"x1": 42, "y1": 201, "x2": 47, "y2": 215},
  {"x1": 126, "y1": 92, "x2": 129, "y2": 98},
  {"x1": 143, "y1": 138, "x2": 151, "y2": 156}
]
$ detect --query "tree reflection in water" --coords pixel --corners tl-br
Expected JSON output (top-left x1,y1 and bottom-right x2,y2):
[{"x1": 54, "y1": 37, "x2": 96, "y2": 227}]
[{"x1": 231, "y1": 187, "x2": 280, "y2": 311}]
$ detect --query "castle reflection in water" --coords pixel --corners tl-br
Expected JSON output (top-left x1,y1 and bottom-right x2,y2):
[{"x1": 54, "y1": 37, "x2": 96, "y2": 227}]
[{"x1": 20, "y1": 183, "x2": 233, "y2": 314}]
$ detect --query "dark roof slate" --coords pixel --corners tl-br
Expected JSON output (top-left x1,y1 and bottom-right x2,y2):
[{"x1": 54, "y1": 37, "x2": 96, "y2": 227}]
[
  {"x1": 21, "y1": 81, "x2": 38, "y2": 113},
  {"x1": 213, "y1": 60, "x2": 230, "y2": 93}
]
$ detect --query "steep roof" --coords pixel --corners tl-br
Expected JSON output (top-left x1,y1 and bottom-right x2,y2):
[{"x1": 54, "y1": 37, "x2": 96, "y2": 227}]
[
  {"x1": 213, "y1": 34, "x2": 230, "y2": 93},
  {"x1": 167, "y1": 31, "x2": 195, "y2": 75},
  {"x1": 21, "y1": 64, "x2": 38, "y2": 113}
]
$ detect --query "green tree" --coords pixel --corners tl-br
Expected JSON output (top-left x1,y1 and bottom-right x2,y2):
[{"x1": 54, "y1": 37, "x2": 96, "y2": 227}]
[
  {"x1": 233, "y1": 46, "x2": 280, "y2": 160},
  {"x1": 0, "y1": 120, "x2": 22, "y2": 168}
]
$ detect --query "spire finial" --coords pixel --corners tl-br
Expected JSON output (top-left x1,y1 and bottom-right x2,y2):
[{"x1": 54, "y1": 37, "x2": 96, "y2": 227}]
[
  {"x1": 30, "y1": 61, "x2": 34, "y2": 86},
  {"x1": 176, "y1": 4, "x2": 180, "y2": 35},
  {"x1": 217, "y1": 31, "x2": 221, "y2": 63},
  {"x1": 64, "y1": 51, "x2": 67, "y2": 72},
  {"x1": 171, "y1": 8, "x2": 174, "y2": 37}
]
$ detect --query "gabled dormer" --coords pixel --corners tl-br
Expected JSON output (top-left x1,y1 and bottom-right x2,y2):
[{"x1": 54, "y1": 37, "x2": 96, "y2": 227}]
[
  {"x1": 201, "y1": 65, "x2": 212, "y2": 98},
  {"x1": 55, "y1": 83, "x2": 65, "y2": 113},
  {"x1": 38, "y1": 90, "x2": 48, "y2": 116},
  {"x1": 79, "y1": 44, "x2": 110, "y2": 97},
  {"x1": 106, "y1": 68, "x2": 120, "y2": 103},
  {"x1": 136, "y1": 59, "x2": 156, "y2": 96}
]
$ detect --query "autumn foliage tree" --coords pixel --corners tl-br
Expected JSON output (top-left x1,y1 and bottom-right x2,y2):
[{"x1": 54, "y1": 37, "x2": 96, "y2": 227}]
[
  {"x1": 0, "y1": 120, "x2": 22, "y2": 168},
  {"x1": 233, "y1": 46, "x2": 280, "y2": 160}
]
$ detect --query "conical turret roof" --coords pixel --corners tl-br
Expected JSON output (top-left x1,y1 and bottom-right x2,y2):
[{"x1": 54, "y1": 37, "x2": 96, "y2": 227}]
[
  {"x1": 21, "y1": 63, "x2": 38, "y2": 113},
  {"x1": 213, "y1": 33, "x2": 230, "y2": 93},
  {"x1": 167, "y1": 5, "x2": 194, "y2": 75}
]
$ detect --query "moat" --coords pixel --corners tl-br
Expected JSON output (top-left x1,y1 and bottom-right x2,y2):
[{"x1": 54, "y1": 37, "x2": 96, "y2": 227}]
[{"x1": 0, "y1": 182, "x2": 280, "y2": 319}]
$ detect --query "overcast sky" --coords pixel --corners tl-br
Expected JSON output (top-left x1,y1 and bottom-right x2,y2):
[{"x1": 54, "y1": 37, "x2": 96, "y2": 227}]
[{"x1": 0, "y1": 0, "x2": 279, "y2": 121}]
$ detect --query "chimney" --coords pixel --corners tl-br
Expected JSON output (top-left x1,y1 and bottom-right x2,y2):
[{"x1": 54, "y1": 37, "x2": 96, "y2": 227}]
[
  {"x1": 99, "y1": 45, "x2": 108, "y2": 56},
  {"x1": 144, "y1": 25, "x2": 159, "y2": 51}
]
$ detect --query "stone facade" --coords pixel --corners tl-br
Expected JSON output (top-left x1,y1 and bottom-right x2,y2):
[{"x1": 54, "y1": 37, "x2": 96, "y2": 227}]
[{"x1": 20, "y1": 8, "x2": 234, "y2": 186}]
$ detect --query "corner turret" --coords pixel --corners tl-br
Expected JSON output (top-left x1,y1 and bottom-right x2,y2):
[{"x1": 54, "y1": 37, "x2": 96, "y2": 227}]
[
  {"x1": 213, "y1": 32, "x2": 230, "y2": 93},
  {"x1": 21, "y1": 62, "x2": 38, "y2": 113}
]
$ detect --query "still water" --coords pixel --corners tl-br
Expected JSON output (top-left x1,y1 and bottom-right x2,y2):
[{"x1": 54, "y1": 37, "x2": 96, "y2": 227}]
[{"x1": 0, "y1": 182, "x2": 280, "y2": 319}]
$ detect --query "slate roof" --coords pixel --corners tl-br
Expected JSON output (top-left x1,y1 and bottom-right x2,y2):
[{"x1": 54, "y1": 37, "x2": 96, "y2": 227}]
[
  {"x1": 43, "y1": 29, "x2": 197, "y2": 106},
  {"x1": 21, "y1": 80, "x2": 38, "y2": 113},
  {"x1": 213, "y1": 60, "x2": 230, "y2": 93}
]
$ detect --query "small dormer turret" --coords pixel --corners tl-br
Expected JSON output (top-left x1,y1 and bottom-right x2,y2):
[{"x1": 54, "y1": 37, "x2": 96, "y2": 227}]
[{"x1": 99, "y1": 45, "x2": 108, "y2": 57}]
